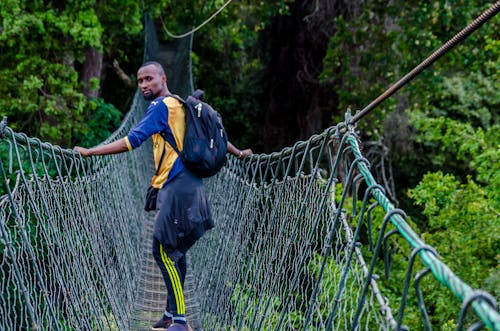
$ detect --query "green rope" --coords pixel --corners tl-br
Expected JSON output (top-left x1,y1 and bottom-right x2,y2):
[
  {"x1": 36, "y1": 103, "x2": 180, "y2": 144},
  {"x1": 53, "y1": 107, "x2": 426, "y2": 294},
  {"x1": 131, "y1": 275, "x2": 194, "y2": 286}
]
[{"x1": 347, "y1": 134, "x2": 500, "y2": 330}]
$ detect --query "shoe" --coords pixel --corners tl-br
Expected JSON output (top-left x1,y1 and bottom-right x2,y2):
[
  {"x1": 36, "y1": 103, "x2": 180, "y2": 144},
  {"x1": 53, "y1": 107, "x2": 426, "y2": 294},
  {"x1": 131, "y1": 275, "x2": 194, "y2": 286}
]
[
  {"x1": 166, "y1": 323, "x2": 190, "y2": 331},
  {"x1": 151, "y1": 316, "x2": 173, "y2": 330}
]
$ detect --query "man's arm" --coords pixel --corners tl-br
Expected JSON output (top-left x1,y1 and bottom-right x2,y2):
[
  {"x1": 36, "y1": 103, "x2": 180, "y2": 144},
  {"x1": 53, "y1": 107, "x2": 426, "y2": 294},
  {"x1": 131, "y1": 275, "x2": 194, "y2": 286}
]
[
  {"x1": 190, "y1": 90, "x2": 252, "y2": 159},
  {"x1": 227, "y1": 141, "x2": 253, "y2": 159},
  {"x1": 74, "y1": 138, "x2": 129, "y2": 157}
]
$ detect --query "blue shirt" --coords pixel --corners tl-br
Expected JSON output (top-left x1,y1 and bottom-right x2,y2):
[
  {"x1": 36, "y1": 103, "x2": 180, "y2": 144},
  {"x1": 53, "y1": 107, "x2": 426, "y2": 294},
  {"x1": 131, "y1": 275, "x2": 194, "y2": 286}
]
[{"x1": 124, "y1": 96, "x2": 185, "y2": 187}]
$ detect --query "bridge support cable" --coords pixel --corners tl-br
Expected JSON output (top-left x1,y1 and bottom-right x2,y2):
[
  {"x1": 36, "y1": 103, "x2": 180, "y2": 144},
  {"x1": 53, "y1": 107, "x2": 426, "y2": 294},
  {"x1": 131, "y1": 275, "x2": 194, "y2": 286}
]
[
  {"x1": 350, "y1": 1, "x2": 500, "y2": 124},
  {"x1": 159, "y1": 0, "x2": 234, "y2": 39}
]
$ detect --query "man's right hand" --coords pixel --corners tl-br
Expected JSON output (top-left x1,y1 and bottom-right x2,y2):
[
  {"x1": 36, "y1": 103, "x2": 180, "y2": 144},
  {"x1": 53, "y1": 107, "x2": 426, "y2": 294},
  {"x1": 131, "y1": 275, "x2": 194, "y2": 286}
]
[
  {"x1": 73, "y1": 139, "x2": 129, "y2": 157},
  {"x1": 74, "y1": 146, "x2": 92, "y2": 157}
]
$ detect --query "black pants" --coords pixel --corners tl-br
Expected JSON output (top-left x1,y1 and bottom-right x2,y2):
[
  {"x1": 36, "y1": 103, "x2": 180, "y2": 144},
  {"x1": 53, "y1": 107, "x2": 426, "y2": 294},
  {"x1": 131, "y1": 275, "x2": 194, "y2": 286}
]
[
  {"x1": 152, "y1": 169, "x2": 213, "y2": 317},
  {"x1": 152, "y1": 237, "x2": 187, "y2": 316},
  {"x1": 151, "y1": 226, "x2": 204, "y2": 316}
]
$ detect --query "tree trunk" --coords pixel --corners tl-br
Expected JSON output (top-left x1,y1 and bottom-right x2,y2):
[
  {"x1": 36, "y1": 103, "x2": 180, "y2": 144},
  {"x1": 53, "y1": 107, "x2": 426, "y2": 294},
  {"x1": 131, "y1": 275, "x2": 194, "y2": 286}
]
[
  {"x1": 81, "y1": 47, "x2": 103, "y2": 99},
  {"x1": 260, "y1": 0, "x2": 359, "y2": 152}
]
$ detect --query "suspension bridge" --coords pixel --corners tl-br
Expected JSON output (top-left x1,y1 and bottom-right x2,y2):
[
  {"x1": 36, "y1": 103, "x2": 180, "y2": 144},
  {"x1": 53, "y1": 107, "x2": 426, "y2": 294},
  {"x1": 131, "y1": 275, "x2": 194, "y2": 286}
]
[{"x1": 1, "y1": 4, "x2": 499, "y2": 331}]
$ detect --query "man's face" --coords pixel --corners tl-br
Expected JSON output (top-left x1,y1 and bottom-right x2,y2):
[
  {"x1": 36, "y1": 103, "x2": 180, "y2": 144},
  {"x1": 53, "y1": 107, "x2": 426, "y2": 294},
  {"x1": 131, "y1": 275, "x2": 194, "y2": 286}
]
[{"x1": 137, "y1": 64, "x2": 166, "y2": 100}]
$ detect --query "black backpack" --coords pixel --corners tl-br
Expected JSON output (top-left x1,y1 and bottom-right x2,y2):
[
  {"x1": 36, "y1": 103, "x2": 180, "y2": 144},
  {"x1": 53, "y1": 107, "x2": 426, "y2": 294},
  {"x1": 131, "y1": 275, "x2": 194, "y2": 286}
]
[{"x1": 161, "y1": 93, "x2": 228, "y2": 178}]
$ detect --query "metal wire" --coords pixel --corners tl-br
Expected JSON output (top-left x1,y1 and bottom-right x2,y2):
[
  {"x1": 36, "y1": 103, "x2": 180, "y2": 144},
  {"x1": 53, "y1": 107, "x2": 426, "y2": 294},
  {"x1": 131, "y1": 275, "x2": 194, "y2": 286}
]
[{"x1": 350, "y1": 1, "x2": 500, "y2": 124}]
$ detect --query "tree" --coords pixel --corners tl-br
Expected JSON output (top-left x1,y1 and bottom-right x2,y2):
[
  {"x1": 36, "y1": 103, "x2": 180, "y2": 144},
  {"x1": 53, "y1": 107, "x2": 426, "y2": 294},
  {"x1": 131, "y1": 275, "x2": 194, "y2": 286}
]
[{"x1": 0, "y1": 0, "x2": 164, "y2": 147}]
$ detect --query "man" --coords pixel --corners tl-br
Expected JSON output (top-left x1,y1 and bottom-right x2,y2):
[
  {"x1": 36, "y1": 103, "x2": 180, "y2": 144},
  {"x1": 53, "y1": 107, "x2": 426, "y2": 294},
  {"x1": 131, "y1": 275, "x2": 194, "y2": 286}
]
[{"x1": 75, "y1": 61, "x2": 252, "y2": 330}]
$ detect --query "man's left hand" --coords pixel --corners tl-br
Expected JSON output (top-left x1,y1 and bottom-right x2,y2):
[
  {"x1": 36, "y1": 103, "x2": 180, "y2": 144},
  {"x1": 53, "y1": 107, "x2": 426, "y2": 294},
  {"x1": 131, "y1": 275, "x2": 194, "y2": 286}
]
[{"x1": 239, "y1": 149, "x2": 253, "y2": 159}]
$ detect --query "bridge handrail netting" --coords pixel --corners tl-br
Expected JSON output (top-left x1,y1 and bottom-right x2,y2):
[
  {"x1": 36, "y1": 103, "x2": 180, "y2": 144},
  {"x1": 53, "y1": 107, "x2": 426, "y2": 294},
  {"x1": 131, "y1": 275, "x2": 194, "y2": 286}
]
[
  {"x1": 0, "y1": 90, "x2": 151, "y2": 329},
  {"x1": 193, "y1": 122, "x2": 499, "y2": 330}
]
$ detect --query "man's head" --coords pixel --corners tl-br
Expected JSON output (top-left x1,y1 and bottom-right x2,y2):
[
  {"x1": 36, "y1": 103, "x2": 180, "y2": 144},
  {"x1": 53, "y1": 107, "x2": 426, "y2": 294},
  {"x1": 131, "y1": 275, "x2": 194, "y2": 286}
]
[{"x1": 137, "y1": 61, "x2": 167, "y2": 100}]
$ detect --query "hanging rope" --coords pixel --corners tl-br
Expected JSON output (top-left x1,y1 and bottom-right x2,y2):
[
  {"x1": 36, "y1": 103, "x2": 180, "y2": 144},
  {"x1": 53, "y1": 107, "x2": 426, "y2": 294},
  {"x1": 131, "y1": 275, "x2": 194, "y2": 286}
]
[
  {"x1": 159, "y1": 0, "x2": 233, "y2": 39},
  {"x1": 350, "y1": 0, "x2": 500, "y2": 124}
]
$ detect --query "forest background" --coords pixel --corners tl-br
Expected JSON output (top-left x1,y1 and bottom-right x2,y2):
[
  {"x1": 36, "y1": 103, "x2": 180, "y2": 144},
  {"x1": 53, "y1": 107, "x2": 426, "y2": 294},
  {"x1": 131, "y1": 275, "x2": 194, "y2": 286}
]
[{"x1": 0, "y1": 0, "x2": 498, "y2": 326}]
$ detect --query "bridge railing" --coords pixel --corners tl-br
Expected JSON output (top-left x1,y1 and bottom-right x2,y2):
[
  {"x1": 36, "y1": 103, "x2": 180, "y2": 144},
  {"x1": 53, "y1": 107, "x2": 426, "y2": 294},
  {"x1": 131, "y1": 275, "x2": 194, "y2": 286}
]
[
  {"x1": 0, "y1": 91, "x2": 152, "y2": 330},
  {"x1": 193, "y1": 121, "x2": 499, "y2": 331}
]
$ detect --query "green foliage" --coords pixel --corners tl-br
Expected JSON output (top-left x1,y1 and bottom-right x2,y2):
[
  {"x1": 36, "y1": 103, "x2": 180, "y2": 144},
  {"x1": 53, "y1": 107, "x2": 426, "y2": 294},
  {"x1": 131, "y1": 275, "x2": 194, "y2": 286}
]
[
  {"x1": 430, "y1": 73, "x2": 498, "y2": 127},
  {"x1": 410, "y1": 113, "x2": 500, "y2": 207},
  {"x1": 321, "y1": 6, "x2": 401, "y2": 126},
  {"x1": 0, "y1": 1, "x2": 96, "y2": 143},
  {"x1": 408, "y1": 171, "x2": 499, "y2": 323},
  {"x1": 73, "y1": 98, "x2": 123, "y2": 147},
  {"x1": 321, "y1": 1, "x2": 498, "y2": 138},
  {"x1": 395, "y1": 84, "x2": 498, "y2": 329},
  {"x1": 0, "y1": 0, "x2": 160, "y2": 147}
]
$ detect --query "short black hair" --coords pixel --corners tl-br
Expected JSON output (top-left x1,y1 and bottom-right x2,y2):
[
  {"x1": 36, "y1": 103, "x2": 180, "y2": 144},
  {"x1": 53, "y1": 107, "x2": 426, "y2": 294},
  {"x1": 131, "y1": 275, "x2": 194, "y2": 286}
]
[{"x1": 140, "y1": 61, "x2": 165, "y2": 76}]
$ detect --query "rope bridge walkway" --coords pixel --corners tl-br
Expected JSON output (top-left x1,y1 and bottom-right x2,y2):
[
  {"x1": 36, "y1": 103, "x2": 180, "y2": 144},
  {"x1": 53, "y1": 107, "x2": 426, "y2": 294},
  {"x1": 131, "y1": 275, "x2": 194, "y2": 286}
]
[{"x1": 1, "y1": 4, "x2": 499, "y2": 331}]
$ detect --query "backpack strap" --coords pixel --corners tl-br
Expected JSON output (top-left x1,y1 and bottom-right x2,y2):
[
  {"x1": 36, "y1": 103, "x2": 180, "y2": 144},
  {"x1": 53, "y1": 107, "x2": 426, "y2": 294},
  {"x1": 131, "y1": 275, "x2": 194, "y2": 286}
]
[
  {"x1": 160, "y1": 131, "x2": 180, "y2": 155},
  {"x1": 155, "y1": 146, "x2": 167, "y2": 175},
  {"x1": 159, "y1": 94, "x2": 185, "y2": 155}
]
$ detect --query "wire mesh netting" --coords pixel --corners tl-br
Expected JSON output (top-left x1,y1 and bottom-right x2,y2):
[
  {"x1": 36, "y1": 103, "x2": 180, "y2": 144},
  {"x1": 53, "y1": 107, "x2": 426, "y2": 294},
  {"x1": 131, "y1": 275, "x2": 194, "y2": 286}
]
[
  {"x1": 193, "y1": 130, "x2": 499, "y2": 330},
  {"x1": 0, "y1": 91, "x2": 149, "y2": 330}
]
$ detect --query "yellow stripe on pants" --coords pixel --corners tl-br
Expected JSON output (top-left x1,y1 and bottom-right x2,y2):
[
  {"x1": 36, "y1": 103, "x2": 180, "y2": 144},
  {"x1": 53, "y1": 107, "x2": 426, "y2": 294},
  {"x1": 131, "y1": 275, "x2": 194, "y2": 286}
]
[{"x1": 160, "y1": 245, "x2": 185, "y2": 314}]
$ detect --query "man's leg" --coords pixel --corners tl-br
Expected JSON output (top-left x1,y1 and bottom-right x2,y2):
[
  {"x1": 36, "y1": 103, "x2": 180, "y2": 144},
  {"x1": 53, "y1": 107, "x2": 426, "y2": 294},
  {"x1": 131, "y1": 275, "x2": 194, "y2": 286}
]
[
  {"x1": 152, "y1": 238, "x2": 187, "y2": 327},
  {"x1": 177, "y1": 255, "x2": 187, "y2": 287}
]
